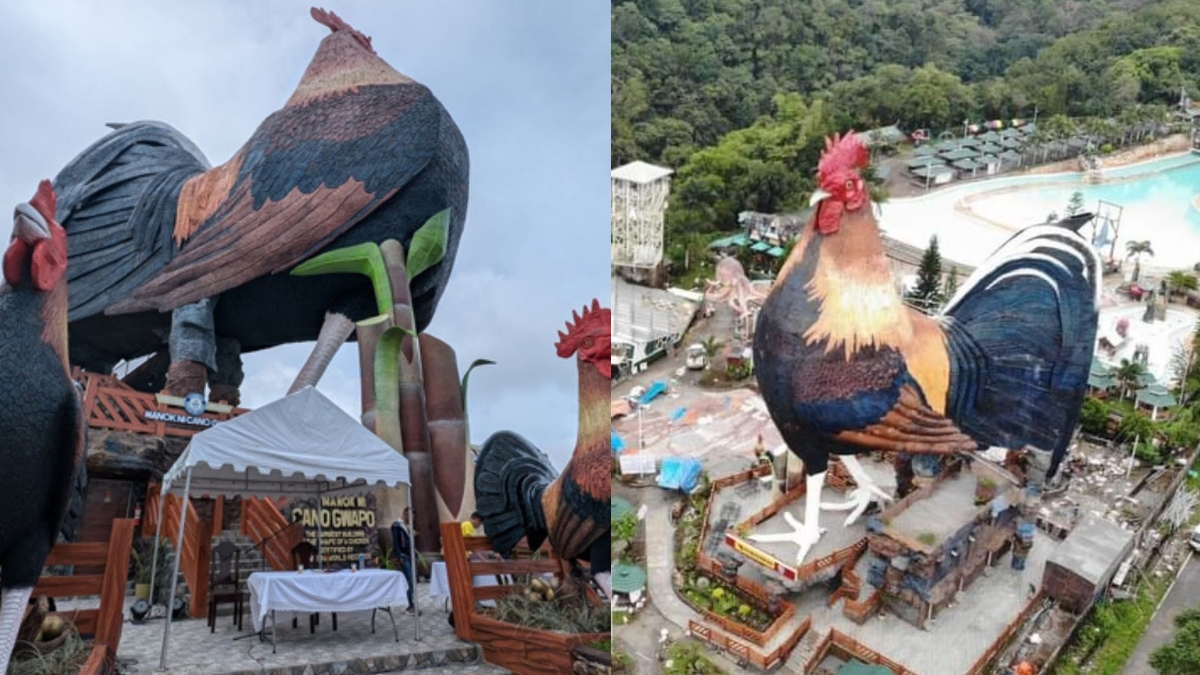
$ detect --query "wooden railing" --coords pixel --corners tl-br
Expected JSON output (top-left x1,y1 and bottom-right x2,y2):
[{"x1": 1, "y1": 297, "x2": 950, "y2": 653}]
[
  {"x1": 144, "y1": 485, "x2": 211, "y2": 618},
  {"x1": 35, "y1": 519, "x2": 135, "y2": 674},
  {"x1": 74, "y1": 368, "x2": 249, "y2": 439},
  {"x1": 240, "y1": 496, "x2": 302, "y2": 571},
  {"x1": 440, "y1": 523, "x2": 607, "y2": 675},
  {"x1": 966, "y1": 591, "x2": 1046, "y2": 675},
  {"x1": 827, "y1": 629, "x2": 922, "y2": 675},
  {"x1": 687, "y1": 615, "x2": 812, "y2": 671}
]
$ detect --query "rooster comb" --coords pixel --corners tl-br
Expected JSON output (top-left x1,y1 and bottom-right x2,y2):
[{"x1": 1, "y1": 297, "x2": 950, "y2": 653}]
[
  {"x1": 555, "y1": 299, "x2": 610, "y2": 359},
  {"x1": 817, "y1": 131, "x2": 869, "y2": 183},
  {"x1": 30, "y1": 180, "x2": 56, "y2": 220},
  {"x1": 311, "y1": 7, "x2": 374, "y2": 53}
]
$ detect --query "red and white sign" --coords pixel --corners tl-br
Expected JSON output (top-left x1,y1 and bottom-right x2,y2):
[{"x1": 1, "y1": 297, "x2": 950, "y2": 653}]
[{"x1": 724, "y1": 533, "x2": 798, "y2": 581}]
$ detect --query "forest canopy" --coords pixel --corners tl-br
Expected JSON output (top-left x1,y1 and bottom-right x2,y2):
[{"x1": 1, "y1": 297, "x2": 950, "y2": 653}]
[{"x1": 613, "y1": 0, "x2": 1200, "y2": 168}]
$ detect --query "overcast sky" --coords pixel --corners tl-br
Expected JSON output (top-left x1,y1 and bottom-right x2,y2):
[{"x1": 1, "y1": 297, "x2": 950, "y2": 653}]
[{"x1": 0, "y1": 1, "x2": 609, "y2": 470}]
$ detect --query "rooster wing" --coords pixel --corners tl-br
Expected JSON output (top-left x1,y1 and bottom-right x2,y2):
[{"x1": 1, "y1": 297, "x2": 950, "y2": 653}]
[
  {"x1": 939, "y1": 223, "x2": 1101, "y2": 472},
  {"x1": 107, "y1": 87, "x2": 442, "y2": 315}
]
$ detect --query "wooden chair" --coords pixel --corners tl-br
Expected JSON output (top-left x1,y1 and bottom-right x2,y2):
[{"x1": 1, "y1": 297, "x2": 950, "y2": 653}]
[
  {"x1": 207, "y1": 540, "x2": 246, "y2": 632},
  {"x1": 290, "y1": 541, "x2": 337, "y2": 632}
]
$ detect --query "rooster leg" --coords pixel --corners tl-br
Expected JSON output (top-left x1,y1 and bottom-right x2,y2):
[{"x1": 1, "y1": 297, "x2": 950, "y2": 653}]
[
  {"x1": 164, "y1": 298, "x2": 218, "y2": 397},
  {"x1": 821, "y1": 455, "x2": 893, "y2": 526},
  {"x1": 0, "y1": 585, "x2": 34, "y2": 675},
  {"x1": 288, "y1": 312, "x2": 355, "y2": 394},
  {"x1": 749, "y1": 471, "x2": 826, "y2": 564}
]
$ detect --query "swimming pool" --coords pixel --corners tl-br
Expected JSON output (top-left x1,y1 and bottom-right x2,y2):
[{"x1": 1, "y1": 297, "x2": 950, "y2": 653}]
[{"x1": 880, "y1": 151, "x2": 1200, "y2": 270}]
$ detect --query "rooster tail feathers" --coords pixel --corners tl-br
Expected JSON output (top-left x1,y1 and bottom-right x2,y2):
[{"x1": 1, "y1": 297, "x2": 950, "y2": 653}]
[
  {"x1": 53, "y1": 121, "x2": 209, "y2": 321},
  {"x1": 940, "y1": 223, "x2": 1101, "y2": 475},
  {"x1": 473, "y1": 430, "x2": 556, "y2": 555}
]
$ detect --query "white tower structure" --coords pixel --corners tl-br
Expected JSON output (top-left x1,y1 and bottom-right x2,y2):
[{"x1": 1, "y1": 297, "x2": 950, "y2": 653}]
[{"x1": 611, "y1": 161, "x2": 672, "y2": 273}]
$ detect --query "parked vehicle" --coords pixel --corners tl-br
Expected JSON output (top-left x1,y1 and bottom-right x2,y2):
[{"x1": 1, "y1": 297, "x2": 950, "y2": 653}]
[{"x1": 685, "y1": 344, "x2": 707, "y2": 370}]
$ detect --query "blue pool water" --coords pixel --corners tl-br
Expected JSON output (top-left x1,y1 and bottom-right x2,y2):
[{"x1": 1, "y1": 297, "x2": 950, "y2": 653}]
[{"x1": 884, "y1": 151, "x2": 1200, "y2": 269}]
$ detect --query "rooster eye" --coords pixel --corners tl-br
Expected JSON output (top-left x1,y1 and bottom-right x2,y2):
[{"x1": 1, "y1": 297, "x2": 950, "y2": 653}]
[
  {"x1": 583, "y1": 338, "x2": 594, "y2": 348},
  {"x1": 845, "y1": 180, "x2": 855, "y2": 192}
]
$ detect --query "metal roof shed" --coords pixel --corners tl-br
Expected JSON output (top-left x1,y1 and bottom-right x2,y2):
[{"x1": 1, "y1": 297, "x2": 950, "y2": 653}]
[{"x1": 1042, "y1": 516, "x2": 1133, "y2": 614}]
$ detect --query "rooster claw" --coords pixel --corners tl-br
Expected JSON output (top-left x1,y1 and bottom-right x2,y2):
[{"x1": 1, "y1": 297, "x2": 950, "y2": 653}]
[{"x1": 749, "y1": 511, "x2": 824, "y2": 564}]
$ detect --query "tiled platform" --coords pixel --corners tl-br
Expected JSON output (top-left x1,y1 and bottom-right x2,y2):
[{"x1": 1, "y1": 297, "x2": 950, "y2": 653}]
[{"x1": 99, "y1": 584, "x2": 504, "y2": 675}]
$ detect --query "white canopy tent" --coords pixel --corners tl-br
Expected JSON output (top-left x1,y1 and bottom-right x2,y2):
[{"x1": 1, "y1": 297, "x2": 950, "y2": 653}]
[{"x1": 149, "y1": 386, "x2": 417, "y2": 668}]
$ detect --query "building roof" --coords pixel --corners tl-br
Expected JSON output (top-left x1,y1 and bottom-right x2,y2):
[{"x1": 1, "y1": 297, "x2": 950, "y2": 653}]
[
  {"x1": 977, "y1": 154, "x2": 1000, "y2": 166},
  {"x1": 751, "y1": 241, "x2": 770, "y2": 252},
  {"x1": 914, "y1": 145, "x2": 939, "y2": 156},
  {"x1": 767, "y1": 246, "x2": 786, "y2": 257},
  {"x1": 940, "y1": 148, "x2": 979, "y2": 161},
  {"x1": 998, "y1": 150, "x2": 1024, "y2": 162},
  {"x1": 611, "y1": 160, "x2": 673, "y2": 184},
  {"x1": 952, "y1": 158, "x2": 983, "y2": 170},
  {"x1": 1047, "y1": 515, "x2": 1134, "y2": 586},
  {"x1": 1089, "y1": 359, "x2": 1116, "y2": 390},
  {"x1": 1137, "y1": 384, "x2": 1177, "y2": 409},
  {"x1": 906, "y1": 156, "x2": 947, "y2": 169},
  {"x1": 911, "y1": 164, "x2": 955, "y2": 178},
  {"x1": 612, "y1": 276, "x2": 698, "y2": 348},
  {"x1": 709, "y1": 233, "x2": 751, "y2": 249},
  {"x1": 978, "y1": 143, "x2": 1004, "y2": 155},
  {"x1": 855, "y1": 124, "x2": 907, "y2": 147}
]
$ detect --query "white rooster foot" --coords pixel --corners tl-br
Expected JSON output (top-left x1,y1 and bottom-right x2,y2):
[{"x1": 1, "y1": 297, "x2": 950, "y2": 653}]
[
  {"x1": 821, "y1": 484, "x2": 892, "y2": 526},
  {"x1": 749, "y1": 511, "x2": 824, "y2": 564}
]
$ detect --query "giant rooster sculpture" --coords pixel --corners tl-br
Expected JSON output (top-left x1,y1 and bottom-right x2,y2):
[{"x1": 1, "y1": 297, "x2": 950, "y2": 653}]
[
  {"x1": 0, "y1": 183, "x2": 86, "y2": 674},
  {"x1": 55, "y1": 7, "x2": 467, "y2": 403},
  {"x1": 752, "y1": 133, "x2": 1100, "y2": 563},
  {"x1": 473, "y1": 300, "x2": 612, "y2": 598}
]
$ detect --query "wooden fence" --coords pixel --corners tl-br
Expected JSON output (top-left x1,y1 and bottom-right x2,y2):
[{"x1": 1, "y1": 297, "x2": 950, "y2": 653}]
[
  {"x1": 144, "y1": 485, "x2": 211, "y2": 618},
  {"x1": 240, "y1": 496, "x2": 302, "y2": 571},
  {"x1": 74, "y1": 368, "x2": 248, "y2": 439},
  {"x1": 687, "y1": 615, "x2": 812, "y2": 671},
  {"x1": 440, "y1": 523, "x2": 607, "y2": 675},
  {"x1": 966, "y1": 591, "x2": 1047, "y2": 675},
  {"x1": 36, "y1": 519, "x2": 135, "y2": 675}
]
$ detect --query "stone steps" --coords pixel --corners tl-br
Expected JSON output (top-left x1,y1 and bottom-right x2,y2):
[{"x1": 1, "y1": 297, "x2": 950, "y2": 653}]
[{"x1": 785, "y1": 627, "x2": 827, "y2": 672}]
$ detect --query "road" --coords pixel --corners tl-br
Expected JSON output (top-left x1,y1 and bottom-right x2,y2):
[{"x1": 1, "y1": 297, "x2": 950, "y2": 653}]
[{"x1": 1123, "y1": 550, "x2": 1197, "y2": 675}]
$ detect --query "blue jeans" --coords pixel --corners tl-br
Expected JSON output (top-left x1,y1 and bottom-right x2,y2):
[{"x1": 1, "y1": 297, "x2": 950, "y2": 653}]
[{"x1": 398, "y1": 555, "x2": 415, "y2": 608}]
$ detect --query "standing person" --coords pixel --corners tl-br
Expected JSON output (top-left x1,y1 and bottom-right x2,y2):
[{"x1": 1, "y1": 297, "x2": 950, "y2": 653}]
[{"x1": 390, "y1": 508, "x2": 418, "y2": 614}]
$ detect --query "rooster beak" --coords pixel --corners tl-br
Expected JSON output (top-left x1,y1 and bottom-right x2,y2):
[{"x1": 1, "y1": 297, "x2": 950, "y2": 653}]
[
  {"x1": 809, "y1": 189, "x2": 831, "y2": 207},
  {"x1": 12, "y1": 203, "x2": 51, "y2": 244}
]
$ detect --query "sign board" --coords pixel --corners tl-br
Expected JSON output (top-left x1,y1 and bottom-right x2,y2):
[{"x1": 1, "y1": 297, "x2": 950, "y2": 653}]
[
  {"x1": 620, "y1": 453, "x2": 658, "y2": 475},
  {"x1": 285, "y1": 494, "x2": 379, "y2": 564},
  {"x1": 724, "y1": 533, "x2": 798, "y2": 581},
  {"x1": 143, "y1": 410, "x2": 220, "y2": 428}
]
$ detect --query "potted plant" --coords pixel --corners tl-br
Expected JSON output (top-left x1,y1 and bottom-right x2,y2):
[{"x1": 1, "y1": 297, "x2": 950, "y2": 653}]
[{"x1": 131, "y1": 537, "x2": 172, "y2": 602}]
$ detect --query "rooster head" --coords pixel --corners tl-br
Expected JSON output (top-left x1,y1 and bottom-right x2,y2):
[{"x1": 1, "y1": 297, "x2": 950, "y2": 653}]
[
  {"x1": 810, "y1": 132, "x2": 870, "y2": 236},
  {"x1": 4, "y1": 180, "x2": 67, "y2": 291},
  {"x1": 555, "y1": 299, "x2": 611, "y2": 380},
  {"x1": 311, "y1": 7, "x2": 374, "y2": 54}
]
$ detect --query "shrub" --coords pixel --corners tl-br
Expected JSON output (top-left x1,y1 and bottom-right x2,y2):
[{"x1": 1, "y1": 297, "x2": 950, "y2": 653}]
[{"x1": 1080, "y1": 397, "x2": 1111, "y2": 435}]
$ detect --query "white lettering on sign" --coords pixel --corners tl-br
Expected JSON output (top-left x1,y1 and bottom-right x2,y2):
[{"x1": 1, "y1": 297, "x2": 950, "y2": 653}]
[{"x1": 143, "y1": 410, "x2": 219, "y2": 427}]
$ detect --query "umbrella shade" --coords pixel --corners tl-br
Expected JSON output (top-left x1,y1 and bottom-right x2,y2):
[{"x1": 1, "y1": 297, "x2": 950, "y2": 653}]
[
  {"x1": 611, "y1": 563, "x2": 648, "y2": 594},
  {"x1": 978, "y1": 154, "x2": 1000, "y2": 166},
  {"x1": 911, "y1": 164, "x2": 954, "y2": 178},
  {"x1": 978, "y1": 143, "x2": 1004, "y2": 155},
  {"x1": 999, "y1": 150, "x2": 1024, "y2": 162},
  {"x1": 979, "y1": 131, "x2": 1002, "y2": 143},
  {"x1": 913, "y1": 145, "x2": 938, "y2": 156},
  {"x1": 952, "y1": 158, "x2": 982, "y2": 170},
  {"x1": 1001, "y1": 137, "x2": 1024, "y2": 149}
]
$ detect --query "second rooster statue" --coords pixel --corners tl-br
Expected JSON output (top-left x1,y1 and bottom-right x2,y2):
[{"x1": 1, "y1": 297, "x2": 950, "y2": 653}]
[
  {"x1": 752, "y1": 132, "x2": 1100, "y2": 563},
  {"x1": 473, "y1": 300, "x2": 612, "y2": 599}
]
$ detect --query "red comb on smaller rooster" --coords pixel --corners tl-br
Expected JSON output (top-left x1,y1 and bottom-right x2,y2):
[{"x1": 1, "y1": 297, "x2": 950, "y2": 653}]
[{"x1": 556, "y1": 299, "x2": 611, "y2": 379}]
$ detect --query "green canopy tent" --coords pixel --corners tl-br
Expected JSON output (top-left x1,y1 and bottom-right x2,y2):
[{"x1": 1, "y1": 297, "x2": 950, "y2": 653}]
[
  {"x1": 837, "y1": 660, "x2": 893, "y2": 675},
  {"x1": 612, "y1": 496, "x2": 635, "y2": 521},
  {"x1": 751, "y1": 241, "x2": 770, "y2": 253}
]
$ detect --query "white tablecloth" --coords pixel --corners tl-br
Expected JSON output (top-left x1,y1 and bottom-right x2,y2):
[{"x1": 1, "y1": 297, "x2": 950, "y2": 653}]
[
  {"x1": 248, "y1": 569, "x2": 409, "y2": 632},
  {"x1": 429, "y1": 561, "x2": 498, "y2": 609}
]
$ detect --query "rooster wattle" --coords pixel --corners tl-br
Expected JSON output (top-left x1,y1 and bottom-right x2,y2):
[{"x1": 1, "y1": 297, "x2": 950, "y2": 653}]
[{"x1": 752, "y1": 133, "x2": 1100, "y2": 563}]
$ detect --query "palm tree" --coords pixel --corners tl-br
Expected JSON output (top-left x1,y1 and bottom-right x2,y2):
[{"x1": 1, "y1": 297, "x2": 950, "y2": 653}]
[
  {"x1": 701, "y1": 335, "x2": 724, "y2": 370},
  {"x1": 1166, "y1": 270, "x2": 1199, "y2": 302},
  {"x1": 1125, "y1": 240, "x2": 1155, "y2": 282},
  {"x1": 1114, "y1": 358, "x2": 1147, "y2": 401}
]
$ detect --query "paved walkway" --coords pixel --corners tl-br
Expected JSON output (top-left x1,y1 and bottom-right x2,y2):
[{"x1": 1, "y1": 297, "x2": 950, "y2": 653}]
[{"x1": 1123, "y1": 551, "x2": 1196, "y2": 675}]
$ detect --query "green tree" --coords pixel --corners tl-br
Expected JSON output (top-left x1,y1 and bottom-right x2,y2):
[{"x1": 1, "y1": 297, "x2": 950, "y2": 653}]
[
  {"x1": 1114, "y1": 358, "x2": 1148, "y2": 401},
  {"x1": 1066, "y1": 190, "x2": 1085, "y2": 216},
  {"x1": 1125, "y1": 240, "x2": 1155, "y2": 282},
  {"x1": 943, "y1": 266, "x2": 960, "y2": 301},
  {"x1": 700, "y1": 335, "x2": 724, "y2": 370},
  {"x1": 1080, "y1": 397, "x2": 1111, "y2": 435},
  {"x1": 906, "y1": 236, "x2": 944, "y2": 313},
  {"x1": 1166, "y1": 270, "x2": 1198, "y2": 301}
]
